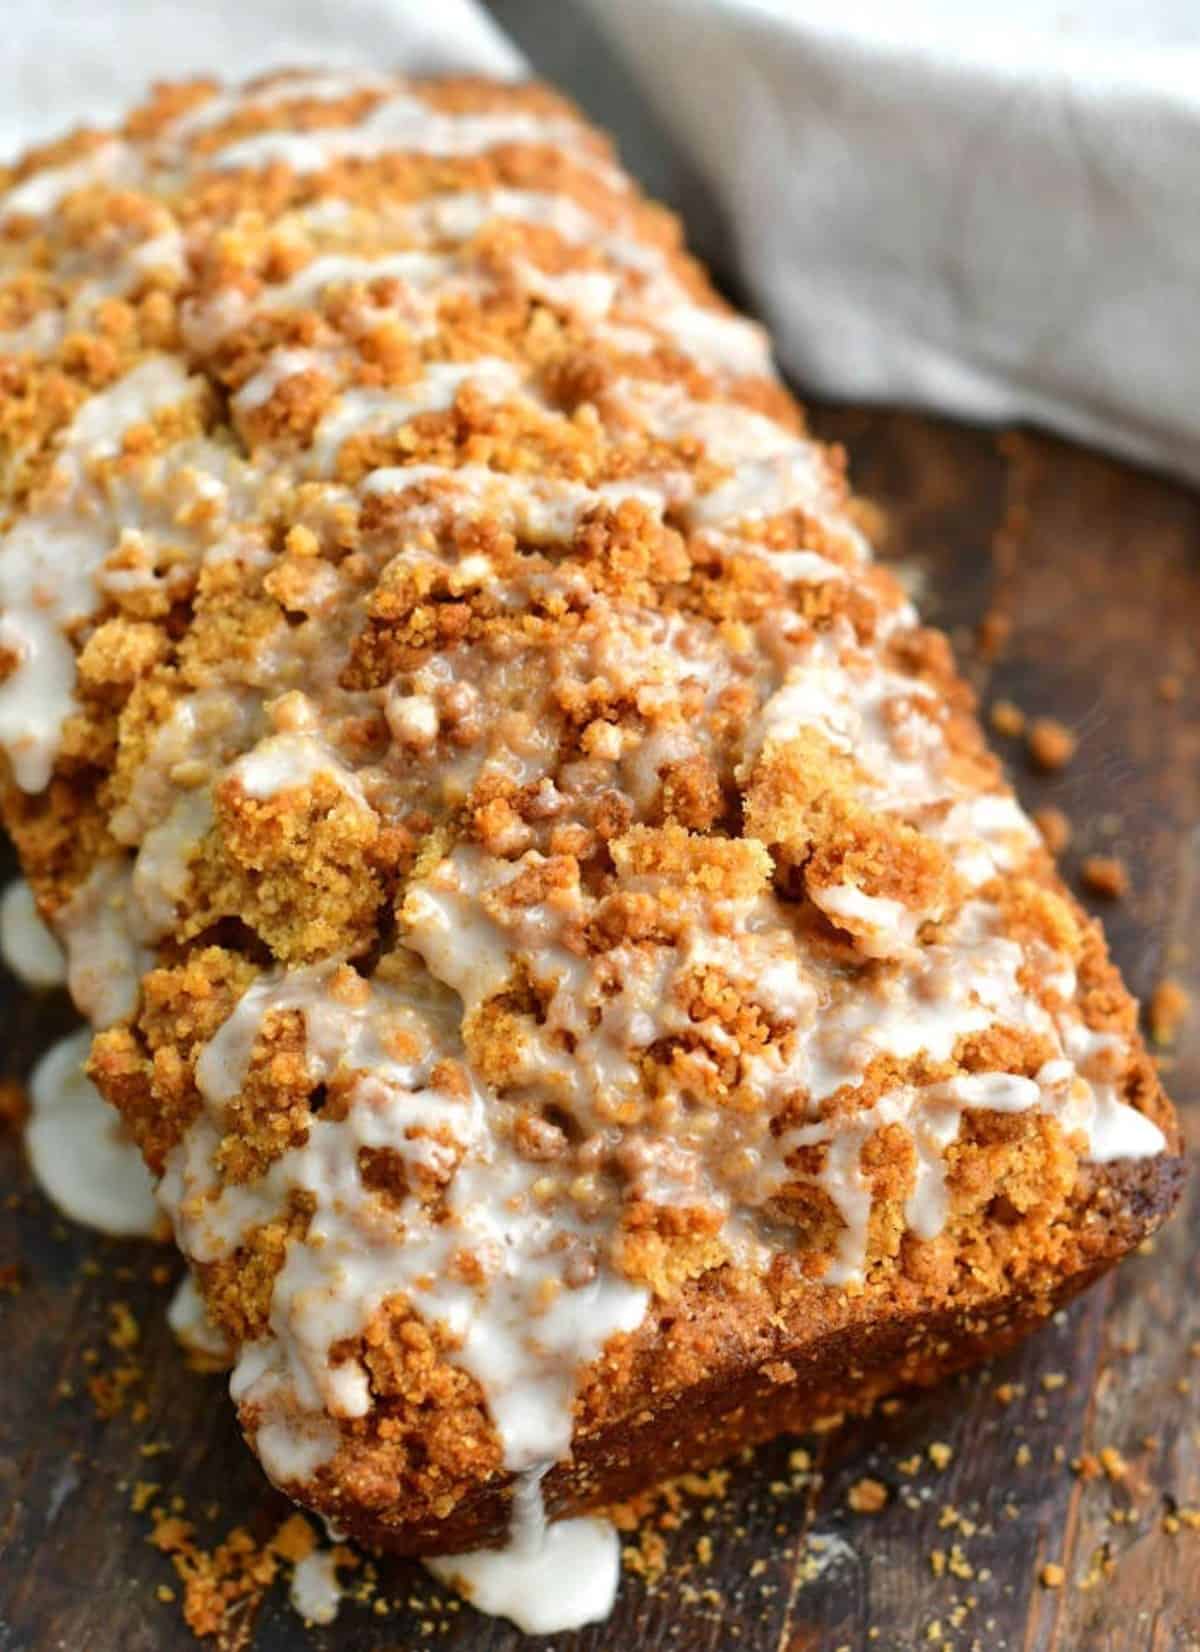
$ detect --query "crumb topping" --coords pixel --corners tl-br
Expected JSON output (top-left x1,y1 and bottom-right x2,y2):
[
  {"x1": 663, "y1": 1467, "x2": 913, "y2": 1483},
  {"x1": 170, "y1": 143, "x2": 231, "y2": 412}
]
[{"x1": 0, "y1": 70, "x2": 1173, "y2": 1543}]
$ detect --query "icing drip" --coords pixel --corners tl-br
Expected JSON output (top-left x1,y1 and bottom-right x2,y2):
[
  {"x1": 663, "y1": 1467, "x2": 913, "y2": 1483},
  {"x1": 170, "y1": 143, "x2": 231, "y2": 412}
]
[
  {"x1": 209, "y1": 95, "x2": 623, "y2": 187},
  {"x1": 2, "y1": 866, "x2": 161, "y2": 1236},
  {"x1": 25, "y1": 1030, "x2": 161, "y2": 1238},
  {"x1": 0, "y1": 878, "x2": 66, "y2": 988},
  {"x1": 167, "y1": 1275, "x2": 234, "y2": 1366},
  {"x1": 0, "y1": 357, "x2": 238, "y2": 792},
  {"x1": 162, "y1": 960, "x2": 647, "y2": 1482},
  {"x1": 289, "y1": 1549, "x2": 343, "y2": 1627},
  {"x1": 426, "y1": 1480, "x2": 621, "y2": 1635}
]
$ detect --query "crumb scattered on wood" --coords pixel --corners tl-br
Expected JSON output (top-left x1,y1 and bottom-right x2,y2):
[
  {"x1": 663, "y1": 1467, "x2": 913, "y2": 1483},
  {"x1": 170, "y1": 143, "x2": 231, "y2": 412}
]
[
  {"x1": 847, "y1": 1477, "x2": 889, "y2": 1514},
  {"x1": 1027, "y1": 717, "x2": 1077, "y2": 771},
  {"x1": 0, "y1": 1077, "x2": 28, "y2": 1128},
  {"x1": 1149, "y1": 978, "x2": 1190, "y2": 1046},
  {"x1": 1034, "y1": 806, "x2": 1072, "y2": 856},
  {"x1": 149, "y1": 1511, "x2": 282, "y2": 1642},
  {"x1": 976, "y1": 609, "x2": 1012, "y2": 661},
  {"x1": 1081, "y1": 855, "x2": 1129, "y2": 899},
  {"x1": 989, "y1": 699, "x2": 1026, "y2": 737}
]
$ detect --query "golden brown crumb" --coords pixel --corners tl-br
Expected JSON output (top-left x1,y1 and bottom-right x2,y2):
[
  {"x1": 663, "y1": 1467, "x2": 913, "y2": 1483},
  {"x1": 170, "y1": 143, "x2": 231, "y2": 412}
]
[
  {"x1": 621, "y1": 1527, "x2": 670, "y2": 1588},
  {"x1": 927, "y1": 1442, "x2": 953, "y2": 1471},
  {"x1": 847, "y1": 1476, "x2": 890, "y2": 1514},
  {"x1": 0, "y1": 1077, "x2": 28, "y2": 1128},
  {"x1": 1098, "y1": 1446, "x2": 1127, "y2": 1483},
  {"x1": 1040, "y1": 1562, "x2": 1066, "y2": 1589},
  {"x1": 271, "y1": 1512, "x2": 318, "y2": 1564},
  {"x1": 976, "y1": 609, "x2": 1011, "y2": 661},
  {"x1": 149, "y1": 1505, "x2": 330, "y2": 1642},
  {"x1": 989, "y1": 699, "x2": 1025, "y2": 737},
  {"x1": 1149, "y1": 978, "x2": 1190, "y2": 1046},
  {"x1": 1032, "y1": 805, "x2": 1072, "y2": 857},
  {"x1": 1027, "y1": 717, "x2": 1078, "y2": 771},
  {"x1": 108, "y1": 1302, "x2": 140, "y2": 1352},
  {"x1": 1081, "y1": 855, "x2": 1129, "y2": 900},
  {"x1": 848, "y1": 493, "x2": 890, "y2": 545}
]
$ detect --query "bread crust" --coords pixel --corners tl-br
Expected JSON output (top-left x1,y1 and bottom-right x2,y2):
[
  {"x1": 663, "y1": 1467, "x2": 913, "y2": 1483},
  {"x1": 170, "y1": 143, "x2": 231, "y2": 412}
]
[{"x1": 275, "y1": 1153, "x2": 1187, "y2": 1553}]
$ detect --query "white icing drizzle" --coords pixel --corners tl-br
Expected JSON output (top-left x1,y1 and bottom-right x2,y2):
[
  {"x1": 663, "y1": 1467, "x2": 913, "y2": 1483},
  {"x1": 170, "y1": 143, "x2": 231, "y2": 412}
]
[
  {"x1": 233, "y1": 348, "x2": 332, "y2": 413},
  {"x1": 130, "y1": 791, "x2": 215, "y2": 941},
  {"x1": 0, "y1": 878, "x2": 66, "y2": 988},
  {"x1": 289, "y1": 1548, "x2": 343, "y2": 1626},
  {"x1": 25, "y1": 1029, "x2": 161, "y2": 1237},
  {"x1": 0, "y1": 141, "x2": 138, "y2": 220},
  {"x1": 0, "y1": 357, "x2": 209, "y2": 792},
  {"x1": 209, "y1": 95, "x2": 621, "y2": 187},
  {"x1": 229, "y1": 731, "x2": 365, "y2": 802},
  {"x1": 165, "y1": 69, "x2": 394, "y2": 143},
  {"x1": 10, "y1": 862, "x2": 163, "y2": 1236},
  {"x1": 308, "y1": 357, "x2": 524, "y2": 475},
  {"x1": 1061, "y1": 1022, "x2": 1170, "y2": 1161},
  {"x1": 54, "y1": 860, "x2": 153, "y2": 1028},
  {"x1": 161, "y1": 960, "x2": 647, "y2": 1489},
  {"x1": 395, "y1": 185, "x2": 772, "y2": 378},
  {"x1": 426, "y1": 1499, "x2": 621, "y2": 1635},
  {"x1": 167, "y1": 1273, "x2": 234, "y2": 1365}
]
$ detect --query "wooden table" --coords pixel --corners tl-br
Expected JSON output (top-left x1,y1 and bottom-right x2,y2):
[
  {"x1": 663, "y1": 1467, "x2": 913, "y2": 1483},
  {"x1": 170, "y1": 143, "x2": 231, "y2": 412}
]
[{"x1": 1, "y1": 406, "x2": 1198, "y2": 1652}]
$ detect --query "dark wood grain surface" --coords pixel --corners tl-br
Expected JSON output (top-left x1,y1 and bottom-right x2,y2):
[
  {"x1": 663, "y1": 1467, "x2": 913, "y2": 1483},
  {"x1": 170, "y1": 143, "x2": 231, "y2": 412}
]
[{"x1": 1, "y1": 405, "x2": 1197, "y2": 1652}]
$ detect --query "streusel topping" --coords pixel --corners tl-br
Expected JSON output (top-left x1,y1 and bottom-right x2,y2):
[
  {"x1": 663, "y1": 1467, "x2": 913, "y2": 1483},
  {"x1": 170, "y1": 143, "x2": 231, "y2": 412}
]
[{"x1": 0, "y1": 72, "x2": 1168, "y2": 1535}]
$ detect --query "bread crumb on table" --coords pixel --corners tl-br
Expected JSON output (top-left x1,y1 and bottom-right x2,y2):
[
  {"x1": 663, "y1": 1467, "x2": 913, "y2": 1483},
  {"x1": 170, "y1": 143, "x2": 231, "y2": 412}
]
[
  {"x1": 847, "y1": 1477, "x2": 889, "y2": 1514},
  {"x1": 1149, "y1": 978, "x2": 1190, "y2": 1046},
  {"x1": 976, "y1": 608, "x2": 1012, "y2": 660},
  {"x1": 1097, "y1": 1446, "x2": 1128, "y2": 1483},
  {"x1": 0, "y1": 1078, "x2": 28, "y2": 1128},
  {"x1": 1027, "y1": 717, "x2": 1078, "y2": 771},
  {"x1": 1081, "y1": 855, "x2": 1129, "y2": 900},
  {"x1": 989, "y1": 699, "x2": 1025, "y2": 737},
  {"x1": 1033, "y1": 806, "x2": 1072, "y2": 856}
]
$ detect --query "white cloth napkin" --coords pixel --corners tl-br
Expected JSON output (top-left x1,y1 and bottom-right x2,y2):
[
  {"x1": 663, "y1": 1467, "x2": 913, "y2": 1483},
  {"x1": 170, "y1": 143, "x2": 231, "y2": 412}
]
[
  {"x1": 585, "y1": 0, "x2": 1200, "y2": 482},
  {"x1": 4, "y1": 0, "x2": 1198, "y2": 481}
]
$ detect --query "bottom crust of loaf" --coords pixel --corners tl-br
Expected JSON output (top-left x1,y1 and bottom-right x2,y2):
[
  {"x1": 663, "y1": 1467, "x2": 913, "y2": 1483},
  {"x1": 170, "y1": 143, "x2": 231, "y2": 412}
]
[{"x1": 305, "y1": 1153, "x2": 1183, "y2": 1555}]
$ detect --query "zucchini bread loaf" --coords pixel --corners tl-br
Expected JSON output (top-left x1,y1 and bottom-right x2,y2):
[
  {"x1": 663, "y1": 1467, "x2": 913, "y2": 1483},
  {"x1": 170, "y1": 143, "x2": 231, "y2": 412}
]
[{"x1": 0, "y1": 71, "x2": 1181, "y2": 1558}]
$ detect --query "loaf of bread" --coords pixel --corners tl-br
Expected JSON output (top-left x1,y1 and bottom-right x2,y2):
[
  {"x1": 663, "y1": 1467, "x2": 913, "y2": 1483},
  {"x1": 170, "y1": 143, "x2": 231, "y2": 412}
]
[{"x1": 0, "y1": 71, "x2": 1181, "y2": 1560}]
